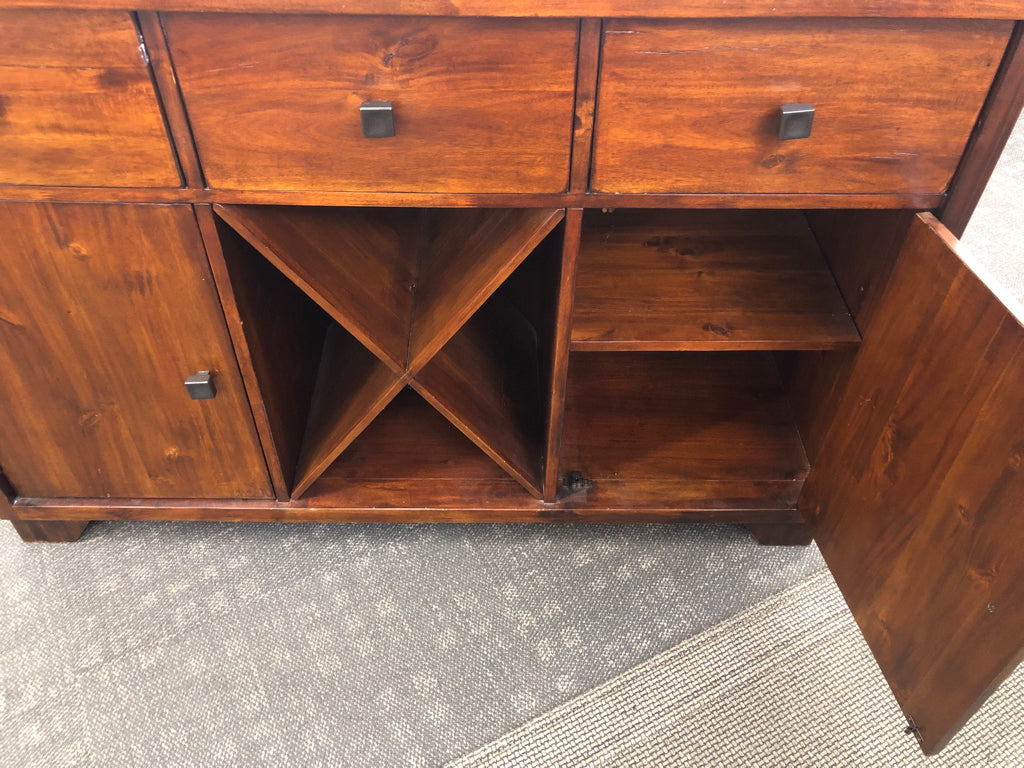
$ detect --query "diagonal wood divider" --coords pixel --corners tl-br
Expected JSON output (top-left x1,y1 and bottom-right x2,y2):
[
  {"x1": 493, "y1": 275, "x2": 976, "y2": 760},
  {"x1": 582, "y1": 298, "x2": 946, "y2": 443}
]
[{"x1": 212, "y1": 204, "x2": 564, "y2": 500}]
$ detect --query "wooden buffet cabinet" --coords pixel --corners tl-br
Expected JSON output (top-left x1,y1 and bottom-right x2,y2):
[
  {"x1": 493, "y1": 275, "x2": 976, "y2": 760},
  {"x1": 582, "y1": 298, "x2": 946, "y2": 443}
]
[{"x1": 1, "y1": 0, "x2": 1023, "y2": 755}]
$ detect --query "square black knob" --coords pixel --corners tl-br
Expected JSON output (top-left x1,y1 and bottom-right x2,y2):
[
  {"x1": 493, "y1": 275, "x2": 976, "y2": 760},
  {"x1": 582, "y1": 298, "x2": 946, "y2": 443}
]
[
  {"x1": 360, "y1": 101, "x2": 395, "y2": 138},
  {"x1": 778, "y1": 103, "x2": 815, "y2": 140},
  {"x1": 184, "y1": 371, "x2": 216, "y2": 400}
]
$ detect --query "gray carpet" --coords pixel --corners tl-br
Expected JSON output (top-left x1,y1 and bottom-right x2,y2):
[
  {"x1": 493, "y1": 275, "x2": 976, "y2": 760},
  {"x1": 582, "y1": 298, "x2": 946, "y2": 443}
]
[
  {"x1": 0, "y1": 522, "x2": 824, "y2": 766},
  {"x1": 449, "y1": 571, "x2": 1024, "y2": 767}
]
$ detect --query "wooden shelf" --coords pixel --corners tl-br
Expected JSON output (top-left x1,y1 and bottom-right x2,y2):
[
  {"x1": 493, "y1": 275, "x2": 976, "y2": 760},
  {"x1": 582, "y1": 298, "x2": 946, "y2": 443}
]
[
  {"x1": 302, "y1": 388, "x2": 529, "y2": 510},
  {"x1": 571, "y1": 210, "x2": 861, "y2": 351},
  {"x1": 559, "y1": 352, "x2": 809, "y2": 511}
]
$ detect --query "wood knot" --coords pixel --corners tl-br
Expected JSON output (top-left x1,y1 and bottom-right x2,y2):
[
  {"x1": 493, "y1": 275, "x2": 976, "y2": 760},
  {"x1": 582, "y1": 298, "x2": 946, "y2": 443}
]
[
  {"x1": 761, "y1": 153, "x2": 785, "y2": 169},
  {"x1": 703, "y1": 322, "x2": 731, "y2": 338}
]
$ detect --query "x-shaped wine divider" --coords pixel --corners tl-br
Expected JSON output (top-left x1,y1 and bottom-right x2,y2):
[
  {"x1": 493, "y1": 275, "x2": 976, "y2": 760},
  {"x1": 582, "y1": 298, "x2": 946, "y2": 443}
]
[{"x1": 214, "y1": 204, "x2": 564, "y2": 499}]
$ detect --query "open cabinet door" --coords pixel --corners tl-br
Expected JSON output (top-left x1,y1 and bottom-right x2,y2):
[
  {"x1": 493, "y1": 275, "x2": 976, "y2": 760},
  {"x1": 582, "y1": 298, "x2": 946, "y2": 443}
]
[{"x1": 801, "y1": 212, "x2": 1024, "y2": 755}]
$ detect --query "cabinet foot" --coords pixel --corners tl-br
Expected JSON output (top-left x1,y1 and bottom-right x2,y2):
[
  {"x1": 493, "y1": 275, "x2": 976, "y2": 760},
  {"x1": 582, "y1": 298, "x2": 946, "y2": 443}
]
[
  {"x1": 9, "y1": 519, "x2": 91, "y2": 543},
  {"x1": 745, "y1": 522, "x2": 813, "y2": 546}
]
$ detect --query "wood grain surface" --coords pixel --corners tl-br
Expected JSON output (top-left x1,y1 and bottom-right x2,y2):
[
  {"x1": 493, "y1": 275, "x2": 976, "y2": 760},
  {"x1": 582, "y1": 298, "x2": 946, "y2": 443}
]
[
  {"x1": 292, "y1": 325, "x2": 405, "y2": 498},
  {"x1": 942, "y1": 22, "x2": 1024, "y2": 237},
  {"x1": 560, "y1": 352, "x2": 809, "y2": 511},
  {"x1": 572, "y1": 210, "x2": 860, "y2": 351},
  {"x1": 593, "y1": 19, "x2": 1012, "y2": 195},
  {"x1": 0, "y1": 10, "x2": 180, "y2": 187},
  {"x1": 215, "y1": 204, "x2": 419, "y2": 371},
  {"x1": 802, "y1": 213, "x2": 1024, "y2": 755},
  {"x1": 162, "y1": 14, "x2": 577, "y2": 193},
  {"x1": 0, "y1": 202, "x2": 271, "y2": 499},
  {"x1": 3, "y1": 0, "x2": 1024, "y2": 19},
  {"x1": 409, "y1": 208, "x2": 564, "y2": 370},
  {"x1": 200, "y1": 206, "x2": 331, "y2": 500},
  {"x1": 414, "y1": 297, "x2": 545, "y2": 497}
]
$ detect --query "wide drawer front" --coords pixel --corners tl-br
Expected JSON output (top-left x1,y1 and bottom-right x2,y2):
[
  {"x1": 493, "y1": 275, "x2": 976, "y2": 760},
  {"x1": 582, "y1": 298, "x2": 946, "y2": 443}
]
[
  {"x1": 592, "y1": 19, "x2": 1012, "y2": 195},
  {"x1": 163, "y1": 14, "x2": 578, "y2": 194},
  {"x1": 0, "y1": 10, "x2": 180, "y2": 188}
]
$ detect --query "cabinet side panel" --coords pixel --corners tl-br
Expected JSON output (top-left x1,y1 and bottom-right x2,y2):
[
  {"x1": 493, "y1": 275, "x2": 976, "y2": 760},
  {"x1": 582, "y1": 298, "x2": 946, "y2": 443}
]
[
  {"x1": 0, "y1": 202, "x2": 272, "y2": 499},
  {"x1": 787, "y1": 210, "x2": 914, "y2": 462},
  {"x1": 801, "y1": 213, "x2": 1024, "y2": 755}
]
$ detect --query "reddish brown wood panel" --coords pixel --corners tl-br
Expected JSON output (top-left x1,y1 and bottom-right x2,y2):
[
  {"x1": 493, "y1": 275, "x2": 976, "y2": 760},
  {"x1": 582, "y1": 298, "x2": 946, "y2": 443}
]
[
  {"x1": 200, "y1": 207, "x2": 331, "y2": 500},
  {"x1": 0, "y1": 202, "x2": 272, "y2": 499},
  {"x1": 569, "y1": 19, "x2": 603, "y2": 194},
  {"x1": 413, "y1": 298, "x2": 545, "y2": 497},
  {"x1": 560, "y1": 352, "x2": 809, "y2": 511},
  {"x1": 137, "y1": 11, "x2": 205, "y2": 189},
  {"x1": 572, "y1": 210, "x2": 860, "y2": 351},
  {"x1": 215, "y1": 205, "x2": 419, "y2": 371},
  {"x1": 5, "y1": 0, "x2": 1024, "y2": 19},
  {"x1": 0, "y1": 10, "x2": 180, "y2": 187},
  {"x1": 0, "y1": 185, "x2": 949, "y2": 210},
  {"x1": 785, "y1": 210, "x2": 916, "y2": 463},
  {"x1": 162, "y1": 14, "x2": 578, "y2": 193},
  {"x1": 8, "y1": 518, "x2": 90, "y2": 543},
  {"x1": 942, "y1": 23, "x2": 1024, "y2": 238},
  {"x1": 801, "y1": 213, "x2": 1024, "y2": 755},
  {"x1": 292, "y1": 325, "x2": 406, "y2": 498},
  {"x1": 543, "y1": 211, "x2": 582, "y2": 499},
  {"x1": 593, "y1": 19, "x2": 1011, "y2": 195},
  {"x1": 409, "y1": 208, "x2": 564, "y2": 371}
]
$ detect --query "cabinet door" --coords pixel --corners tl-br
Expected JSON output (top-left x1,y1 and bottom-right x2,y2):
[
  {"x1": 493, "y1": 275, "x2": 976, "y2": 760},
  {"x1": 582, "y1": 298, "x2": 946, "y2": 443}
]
[
  {"x1": 0, "y1": 202, "x2": 272, "y2": 499},
  {"x1": 801, "y1": 213, "x2": 1024, "y2": 754}
]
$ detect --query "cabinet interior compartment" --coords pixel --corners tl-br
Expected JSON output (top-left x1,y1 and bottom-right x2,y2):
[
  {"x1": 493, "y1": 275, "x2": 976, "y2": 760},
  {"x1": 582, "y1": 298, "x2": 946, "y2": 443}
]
[
  {"x1": 211, "y1": 204, "x2": 565, "y2": 501},
  {"x1": 558, "y1": 351, "x2": 810, "y2": 516},
  {"x1": 571, "y1": 209, "x2": 861, "y2": 351},
  {"x1": 557, "y1": 208, "x2": 897, "y2": 517}
]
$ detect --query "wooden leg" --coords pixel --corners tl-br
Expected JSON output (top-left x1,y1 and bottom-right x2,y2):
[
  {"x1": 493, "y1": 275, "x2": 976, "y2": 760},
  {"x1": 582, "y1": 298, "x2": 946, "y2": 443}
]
[
  {"x1": 745, "y1": 522, "x2": 814, "y2": 546},
  {"x1": 9, "y1": 518, "x2": 91, "y2": 543}
]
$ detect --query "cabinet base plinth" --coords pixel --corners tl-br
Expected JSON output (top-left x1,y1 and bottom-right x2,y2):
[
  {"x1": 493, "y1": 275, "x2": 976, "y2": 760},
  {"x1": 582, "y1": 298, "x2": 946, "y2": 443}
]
[
  {"x1": 745, "y1": 523, "x2": 813, "y2": 546},
  {"x1": 9, "y1": 518, "x2": 91, "y2": 543}
]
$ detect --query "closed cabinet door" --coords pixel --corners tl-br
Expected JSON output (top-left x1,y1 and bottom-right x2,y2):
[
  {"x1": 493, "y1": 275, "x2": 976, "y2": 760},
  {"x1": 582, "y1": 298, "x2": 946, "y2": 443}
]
[{"x1": 0, "y1": 202, "x2": 272, "y2": 499}]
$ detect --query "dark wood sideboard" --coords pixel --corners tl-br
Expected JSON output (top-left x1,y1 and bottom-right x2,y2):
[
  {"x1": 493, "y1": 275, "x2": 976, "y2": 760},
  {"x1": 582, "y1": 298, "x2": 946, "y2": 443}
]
[{"x1": 1, "y1": 0, "x2": 1023, "y2": 754}]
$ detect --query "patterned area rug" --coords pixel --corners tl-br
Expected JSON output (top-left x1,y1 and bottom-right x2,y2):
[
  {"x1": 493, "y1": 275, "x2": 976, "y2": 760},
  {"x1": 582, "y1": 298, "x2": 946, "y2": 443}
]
[{"x1": 450, "y1": 569, "x2": 1024, "y2": 767}]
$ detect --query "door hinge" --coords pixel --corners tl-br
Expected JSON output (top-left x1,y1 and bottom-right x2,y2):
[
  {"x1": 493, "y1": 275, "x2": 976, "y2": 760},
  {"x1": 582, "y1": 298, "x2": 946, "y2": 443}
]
[{"x1": 904, "y1": 716, "x2": 922, "y2": 743}]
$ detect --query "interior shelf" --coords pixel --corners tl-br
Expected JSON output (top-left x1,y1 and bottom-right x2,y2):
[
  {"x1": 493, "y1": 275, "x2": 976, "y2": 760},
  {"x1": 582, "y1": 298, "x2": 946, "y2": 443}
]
[
  {"x1": 558, "y1": 352, "x2": 810, "y2": 511},
  {"x1": 302, "y1": 388, "x2": 535, "y2": 510},
  {"x1": 213, "y1": 204, "x2": 562, "y2": 500},
  {"x1": 571, "y1": 210, "x2": 861, "y2": 351}
]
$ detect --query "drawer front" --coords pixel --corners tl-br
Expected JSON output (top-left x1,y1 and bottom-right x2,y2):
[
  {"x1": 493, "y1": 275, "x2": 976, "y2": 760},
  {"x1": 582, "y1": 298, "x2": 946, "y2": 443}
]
[
  {"x1": 0, "y1": 10, "x2": 180, "y2": 188},
  {"x1": 592, "y1": 19, "x2": 1012, "y2": 195},
  {"x1": 163, "y1": 14, "x2": 579, "y2": 194}
]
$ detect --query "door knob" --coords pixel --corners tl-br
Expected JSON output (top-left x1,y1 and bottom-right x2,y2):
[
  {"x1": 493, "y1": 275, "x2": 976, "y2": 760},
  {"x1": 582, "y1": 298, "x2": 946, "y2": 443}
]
[
  {"x1": 184, "y1": 370, "x2": 216, "y2": 400},
  {"x1": 361, "y1": 101, "x2": 395, "y2": 138},
  {"x1": 778, "y1": 103, "x2": 815, "y2": 140}
]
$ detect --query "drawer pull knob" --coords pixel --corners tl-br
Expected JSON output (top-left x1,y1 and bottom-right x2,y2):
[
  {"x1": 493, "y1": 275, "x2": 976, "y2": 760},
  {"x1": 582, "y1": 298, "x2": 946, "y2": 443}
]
[
  {"x1": 184, "y1": 370, "x2": 216, "y2": 400},
  {"x1": 778, "y1": 103, "x2": 815, "y2": 140},
  {"x1": 360, "y1": 101, "x2": 396, "y2": 138}
]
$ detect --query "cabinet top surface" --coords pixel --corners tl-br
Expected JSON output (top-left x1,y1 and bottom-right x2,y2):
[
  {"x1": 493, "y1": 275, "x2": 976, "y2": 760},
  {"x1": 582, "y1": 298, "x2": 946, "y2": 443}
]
[{"x1": 2, "y1": 0, "x2": 1022, "y2": 18}]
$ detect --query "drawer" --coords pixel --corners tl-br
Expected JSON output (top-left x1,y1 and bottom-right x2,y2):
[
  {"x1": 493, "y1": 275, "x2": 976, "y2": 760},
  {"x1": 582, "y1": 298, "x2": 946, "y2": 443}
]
[
  {"x1": 592, "y1": 19, "x2": 1013, "y2": 195},
  {"x1": 163, "y1": 14, "x2": 579, "y2": 194},
  {"x1": 0, "y1": 10, "x2": 180, "y2": 188}
]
